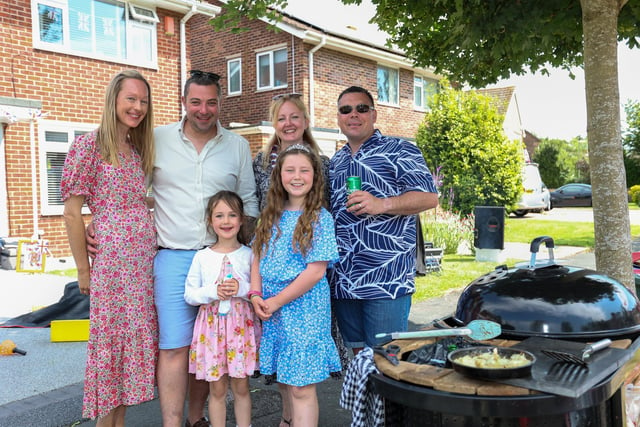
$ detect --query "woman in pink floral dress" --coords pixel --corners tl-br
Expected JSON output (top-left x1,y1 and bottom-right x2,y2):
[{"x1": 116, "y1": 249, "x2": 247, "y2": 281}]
[{"x1": 61, "y1": 70, "x2": 157, "y2": 426}]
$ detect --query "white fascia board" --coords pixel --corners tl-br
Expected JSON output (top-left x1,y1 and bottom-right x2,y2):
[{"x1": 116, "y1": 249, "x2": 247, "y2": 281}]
[{"x1": 147, "y1": 0, "x2": 221, "y2": 17}]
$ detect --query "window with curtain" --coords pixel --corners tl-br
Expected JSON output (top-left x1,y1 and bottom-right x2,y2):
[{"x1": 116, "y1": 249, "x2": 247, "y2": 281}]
[
  {"x1": 377, "y1": 65, "x2": 399, "y2": 105},
  {"x1": 32, "y1": 0, "x2": 158, "y2": 69}
]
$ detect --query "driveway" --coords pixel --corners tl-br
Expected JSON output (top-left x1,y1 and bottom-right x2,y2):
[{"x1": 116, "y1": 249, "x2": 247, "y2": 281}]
[{"x1": 513, "y1": 207, "x2": 640, "y2": 226}]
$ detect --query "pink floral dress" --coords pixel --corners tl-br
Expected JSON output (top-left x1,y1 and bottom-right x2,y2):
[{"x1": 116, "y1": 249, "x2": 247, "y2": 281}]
[
  {"x1": 185, "y1": 246, "x2": 261, "y2": 381},
  {"x1": 61, "y1": 131, "x2": 158, "y2": 419}
]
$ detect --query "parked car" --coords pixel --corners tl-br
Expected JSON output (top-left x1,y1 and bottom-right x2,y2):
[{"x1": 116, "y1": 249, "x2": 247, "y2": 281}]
[
  {"x1": 513, "y1": 163, "x2": 551, "y2": 217},
  {"x1": 550, "y1": 183, "x2": 592, "y2": 207}
]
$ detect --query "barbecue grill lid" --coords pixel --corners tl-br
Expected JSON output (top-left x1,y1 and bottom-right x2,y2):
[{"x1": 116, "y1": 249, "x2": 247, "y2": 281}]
[{"x1": 455, "y1": 237, "x2": 640, "y2": 340}]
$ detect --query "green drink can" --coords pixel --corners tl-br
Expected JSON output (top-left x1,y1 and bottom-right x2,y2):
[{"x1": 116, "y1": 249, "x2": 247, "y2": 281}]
[{"x1": 346, "y1": 176, "x2": 361, "y2": 195}]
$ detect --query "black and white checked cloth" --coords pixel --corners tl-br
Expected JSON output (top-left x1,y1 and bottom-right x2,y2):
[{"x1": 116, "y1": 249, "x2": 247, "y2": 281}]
[{"x1": 340, "y1": 347, "x2": 385, "y2": 427}]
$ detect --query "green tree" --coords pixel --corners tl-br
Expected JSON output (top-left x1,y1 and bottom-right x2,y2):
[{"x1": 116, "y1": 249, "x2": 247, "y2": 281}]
[
  {"x1": 624, "y1": 100, "x2": 640, "y2": 154},
  {"x1": 534, "y1": 137, "x2": 590, "y2": 187},
  {"x1": 563, "y1": 136, "x2": 590, "y2": 183},
  {"x1": 215, "y1": 0, "x2": 640, "y2": 287},
  {"x1": 624, "y1": 100, "x2": 640, "y2": 187},
  {"x1": 534, "y1": 141, "x2": 570, "y2": 189},
  {"x1": 416, "y1": 82, "x2": 522, "y2": 215}
]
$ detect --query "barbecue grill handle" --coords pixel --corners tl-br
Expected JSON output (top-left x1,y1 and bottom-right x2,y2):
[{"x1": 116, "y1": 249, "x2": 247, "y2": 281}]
[
  {"x1": 583, "y1": 338, "x2": 612, "y2": 359},
  {"x1": 528, "y1": 236, "x2": 556, "y2": 268},
  {"x1": 376, "y1": 328, "x2": 471, "y2": 340},
  {"x1": 529, "y1": 236, "x2": 555, "y2": 253}
]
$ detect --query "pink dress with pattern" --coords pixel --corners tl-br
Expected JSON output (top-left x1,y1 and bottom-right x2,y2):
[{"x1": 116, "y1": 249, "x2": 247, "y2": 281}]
[
  {"x1": 185, "y1": 246, "x2": 261, "y2": 381},
  {"x1": 60, "y1": 131, "x2": 158, "y2": 419}
]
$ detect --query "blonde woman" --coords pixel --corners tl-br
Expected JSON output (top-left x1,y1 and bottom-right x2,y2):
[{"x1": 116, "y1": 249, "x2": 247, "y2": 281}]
[{"x1": 61, "y1": 70, "x2": 157, "y2": 427}]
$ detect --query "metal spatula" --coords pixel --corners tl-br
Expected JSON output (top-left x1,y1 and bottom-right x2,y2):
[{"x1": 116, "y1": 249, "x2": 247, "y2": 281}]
[
  {"x1": 375, "y1": 319, "x2": 501, "y2": 342},
  {"x1": 541, "y1": 338, "x2": 611, "y2": 367}
]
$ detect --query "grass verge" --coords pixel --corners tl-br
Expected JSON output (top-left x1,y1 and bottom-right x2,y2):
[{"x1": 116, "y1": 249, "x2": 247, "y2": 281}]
[{"x1": 415, "y1": 217, "x2": 640, "y2": 303}]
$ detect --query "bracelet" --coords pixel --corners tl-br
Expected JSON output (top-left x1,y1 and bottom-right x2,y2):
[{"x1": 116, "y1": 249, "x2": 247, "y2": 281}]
[{"x1": 247, "y1": 290, "x2": 263, "y2": 300}]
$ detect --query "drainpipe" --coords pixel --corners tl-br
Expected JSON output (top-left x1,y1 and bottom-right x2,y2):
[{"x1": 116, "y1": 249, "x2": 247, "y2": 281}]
[
  {"x1": 308, "y1": 35, "x2": 327, "y2": 127},
  {"x1": 180, "y1": 6, "x2": 198, "y2": 106}
]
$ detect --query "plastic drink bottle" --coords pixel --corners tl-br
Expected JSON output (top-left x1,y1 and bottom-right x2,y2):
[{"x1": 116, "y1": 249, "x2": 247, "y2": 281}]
[{"x1": 218, "y1": 257, "x2": 233, "y2": 316}]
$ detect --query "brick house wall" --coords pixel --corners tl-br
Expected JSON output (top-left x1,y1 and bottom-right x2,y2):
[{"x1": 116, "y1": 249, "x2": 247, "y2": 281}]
[
  {"x1": 1, "y1": 3, "x2": 191, "y2": 257},
  {"x1": 189, "y1": 4, "x2": 430, "y2": 149}
]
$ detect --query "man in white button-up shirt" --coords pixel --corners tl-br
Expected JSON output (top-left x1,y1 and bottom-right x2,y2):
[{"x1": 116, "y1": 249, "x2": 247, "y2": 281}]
[
  {"x1": 87, "y1": 71, "x2": 258, "y2": 427},
  {"x1": 153, "y1": 71, "x2": 258, "y2": 427}
]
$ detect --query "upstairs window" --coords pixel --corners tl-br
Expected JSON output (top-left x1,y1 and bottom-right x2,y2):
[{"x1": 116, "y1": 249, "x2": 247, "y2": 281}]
[
  {"x1": 257, "y1": 48, "x2": 287, "y2": 90},
  {"x1": 414, "y1": 76, "x2": 438, "y2": 110},
  {"x1": 377, "y1": 65, "x2": 399, "y2": 105},
  {"x1": 32, "y1": 0, "x2": 158, "y2": 69},
  {"x1": 227, "y1": 58, "x2": 242, "y2": 96}
]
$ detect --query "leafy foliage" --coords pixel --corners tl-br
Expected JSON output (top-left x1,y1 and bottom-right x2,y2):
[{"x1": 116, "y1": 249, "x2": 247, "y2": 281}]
[
  {"x1": 629, "y1": 185, "x2": 640, "y2": 206},
  {"x1": 416, "y1": 81, "x2": 523, "y2": 215},
  {"x1": 213, "y1": 0, "x2": 640, "y2": 87},
  {"x1": 343, "y1": 0, "x2": 640, "y2": 88},
  {"x1": 534, "y1": 141, "x2": 568, "y2": 188},
  {"x1": 625, "y1": 100, "x2": 640, "y2": 154},
  {"x1": 533, "y1": 137, "x2": 589, "y2": 187},
  {"x1": 208, "y1": 0, "x2": 289, "y2": 33},
  {"x1": 624, "y1": 101, "x2": 640, "y2": 189}
]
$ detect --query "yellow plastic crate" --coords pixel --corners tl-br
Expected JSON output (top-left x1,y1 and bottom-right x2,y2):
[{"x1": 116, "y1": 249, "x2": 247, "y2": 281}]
[{"x1": 50, "y1": 319, "x2": 90, "y2": 342}]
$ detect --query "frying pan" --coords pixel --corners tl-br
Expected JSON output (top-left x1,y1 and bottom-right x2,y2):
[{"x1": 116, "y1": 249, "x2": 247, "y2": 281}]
[{"x1": 448, "y1": 346, "x2": 536, "y2": 379}]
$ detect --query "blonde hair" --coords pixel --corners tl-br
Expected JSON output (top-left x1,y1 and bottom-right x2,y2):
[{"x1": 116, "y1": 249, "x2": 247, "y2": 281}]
[
  {"x1": 96, "y1": 70, "x2": 155, "y2": 176},
  {"x1": 253, "y1": 147, "x2": 325, "y2": 259},
  {"x1": 260, "y1": 95, "x2": 323, "y2": 168}
]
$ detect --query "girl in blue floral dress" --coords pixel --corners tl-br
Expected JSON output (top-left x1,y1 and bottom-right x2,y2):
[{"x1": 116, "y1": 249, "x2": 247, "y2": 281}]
[{"x1": 250, "y1": 145, "x2": 341, "y2": 426}]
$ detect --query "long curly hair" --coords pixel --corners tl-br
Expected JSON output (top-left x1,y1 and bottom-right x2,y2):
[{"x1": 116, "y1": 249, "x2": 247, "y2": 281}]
[
  {"x1": 97, "y1": 70, "x2": 155, "y2": 176},
  {"x1": 253, "y1": 147, "x2": 325, "y2": 259}
]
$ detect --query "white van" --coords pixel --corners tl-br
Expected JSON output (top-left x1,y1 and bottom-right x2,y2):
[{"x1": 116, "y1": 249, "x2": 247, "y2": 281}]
[{"x1": 513, "y1": 163, "x2": 551, "y2": 217}]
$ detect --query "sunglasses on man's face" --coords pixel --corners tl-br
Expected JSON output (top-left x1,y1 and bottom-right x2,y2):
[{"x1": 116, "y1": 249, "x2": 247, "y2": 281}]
[
  {"x1": 189, "y1": 70, "x2": 220, "y2": 82},
  {"x1": 338, "y1": 104, "x2": 375, "y2": 115}
]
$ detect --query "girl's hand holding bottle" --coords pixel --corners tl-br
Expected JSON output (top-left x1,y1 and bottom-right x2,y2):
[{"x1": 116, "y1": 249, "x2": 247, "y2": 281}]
[{"x1": 217, "y1": 277, "x2": 239, "y2": 300}]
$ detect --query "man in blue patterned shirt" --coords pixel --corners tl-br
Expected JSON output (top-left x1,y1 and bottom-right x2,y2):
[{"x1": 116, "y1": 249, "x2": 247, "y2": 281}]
[{"x1": 329, "y1": 86, "x2": 438, "y2": 354}]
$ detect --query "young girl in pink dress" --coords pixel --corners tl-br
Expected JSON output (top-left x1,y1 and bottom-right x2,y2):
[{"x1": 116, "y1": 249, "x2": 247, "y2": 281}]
[{"x1": 184, "y1": 190, "x2": 261, "y2": 427}]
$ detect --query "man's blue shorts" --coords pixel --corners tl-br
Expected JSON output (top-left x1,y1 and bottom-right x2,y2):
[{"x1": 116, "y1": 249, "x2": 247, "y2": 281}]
[
  {"x1": 334, "y1": 294, "x2": 412, "y2": 349},
  {"x1": 154, "y1": 249, "x2": 199, "y2": 350}
]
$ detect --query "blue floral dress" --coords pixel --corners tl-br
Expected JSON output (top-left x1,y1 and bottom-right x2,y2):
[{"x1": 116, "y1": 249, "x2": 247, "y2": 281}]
[{"x1": 258, "y1": 208, "x2": 341, "y2": 386}]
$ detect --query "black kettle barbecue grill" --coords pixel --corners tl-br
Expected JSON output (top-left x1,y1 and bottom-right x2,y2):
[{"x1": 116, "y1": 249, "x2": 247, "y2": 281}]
[
  {"x1": 452, "y1": 236, "x2": 640, "y2": 342},
  {"x1": 370, "y1": 236, "x2": 640, "y2": 426}
]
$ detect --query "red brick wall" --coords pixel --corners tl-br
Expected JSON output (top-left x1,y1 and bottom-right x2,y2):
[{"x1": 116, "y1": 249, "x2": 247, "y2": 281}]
[
  {"x1": 1, "y1": 3, "x2": 188, "y2": 257},
  {"x1": 190, "y1": 3, "x2": 427, "y2": 140}
]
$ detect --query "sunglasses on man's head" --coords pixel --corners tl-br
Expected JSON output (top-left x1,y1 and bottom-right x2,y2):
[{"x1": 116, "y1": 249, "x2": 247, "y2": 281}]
[
  {"x1": 189, "y1": 70, "x2": 220, "y2": 82},
  {"x1": 338, "y1": 104, "x2": 375, "y2": 115},
  {"x1": 272, "y1": 93, "x2": 302, "y2": 101}
]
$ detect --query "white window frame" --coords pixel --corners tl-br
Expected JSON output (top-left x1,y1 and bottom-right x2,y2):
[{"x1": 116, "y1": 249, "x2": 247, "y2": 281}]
[
  {"x1": 31, "y1": 0, "x2": 158, "y2": 69},
  {"x1": 256, "y1": 47, "x2": 288, "y2": 91},
  {"x1": 39, "y1": 120, "x2": 96, "y2": 215},
  {"x1": 128, "y1": 3, "x2": 159, "y2": 23},
  {"x1": 377, "y1": 65, "x2": 399, "y2": 106},
  {"x1": 414, "y1": 75, "x2": 438, "y2": 111},
  {"x1": 227, "y1": 58, "x2": 242, "y2": 96}
]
